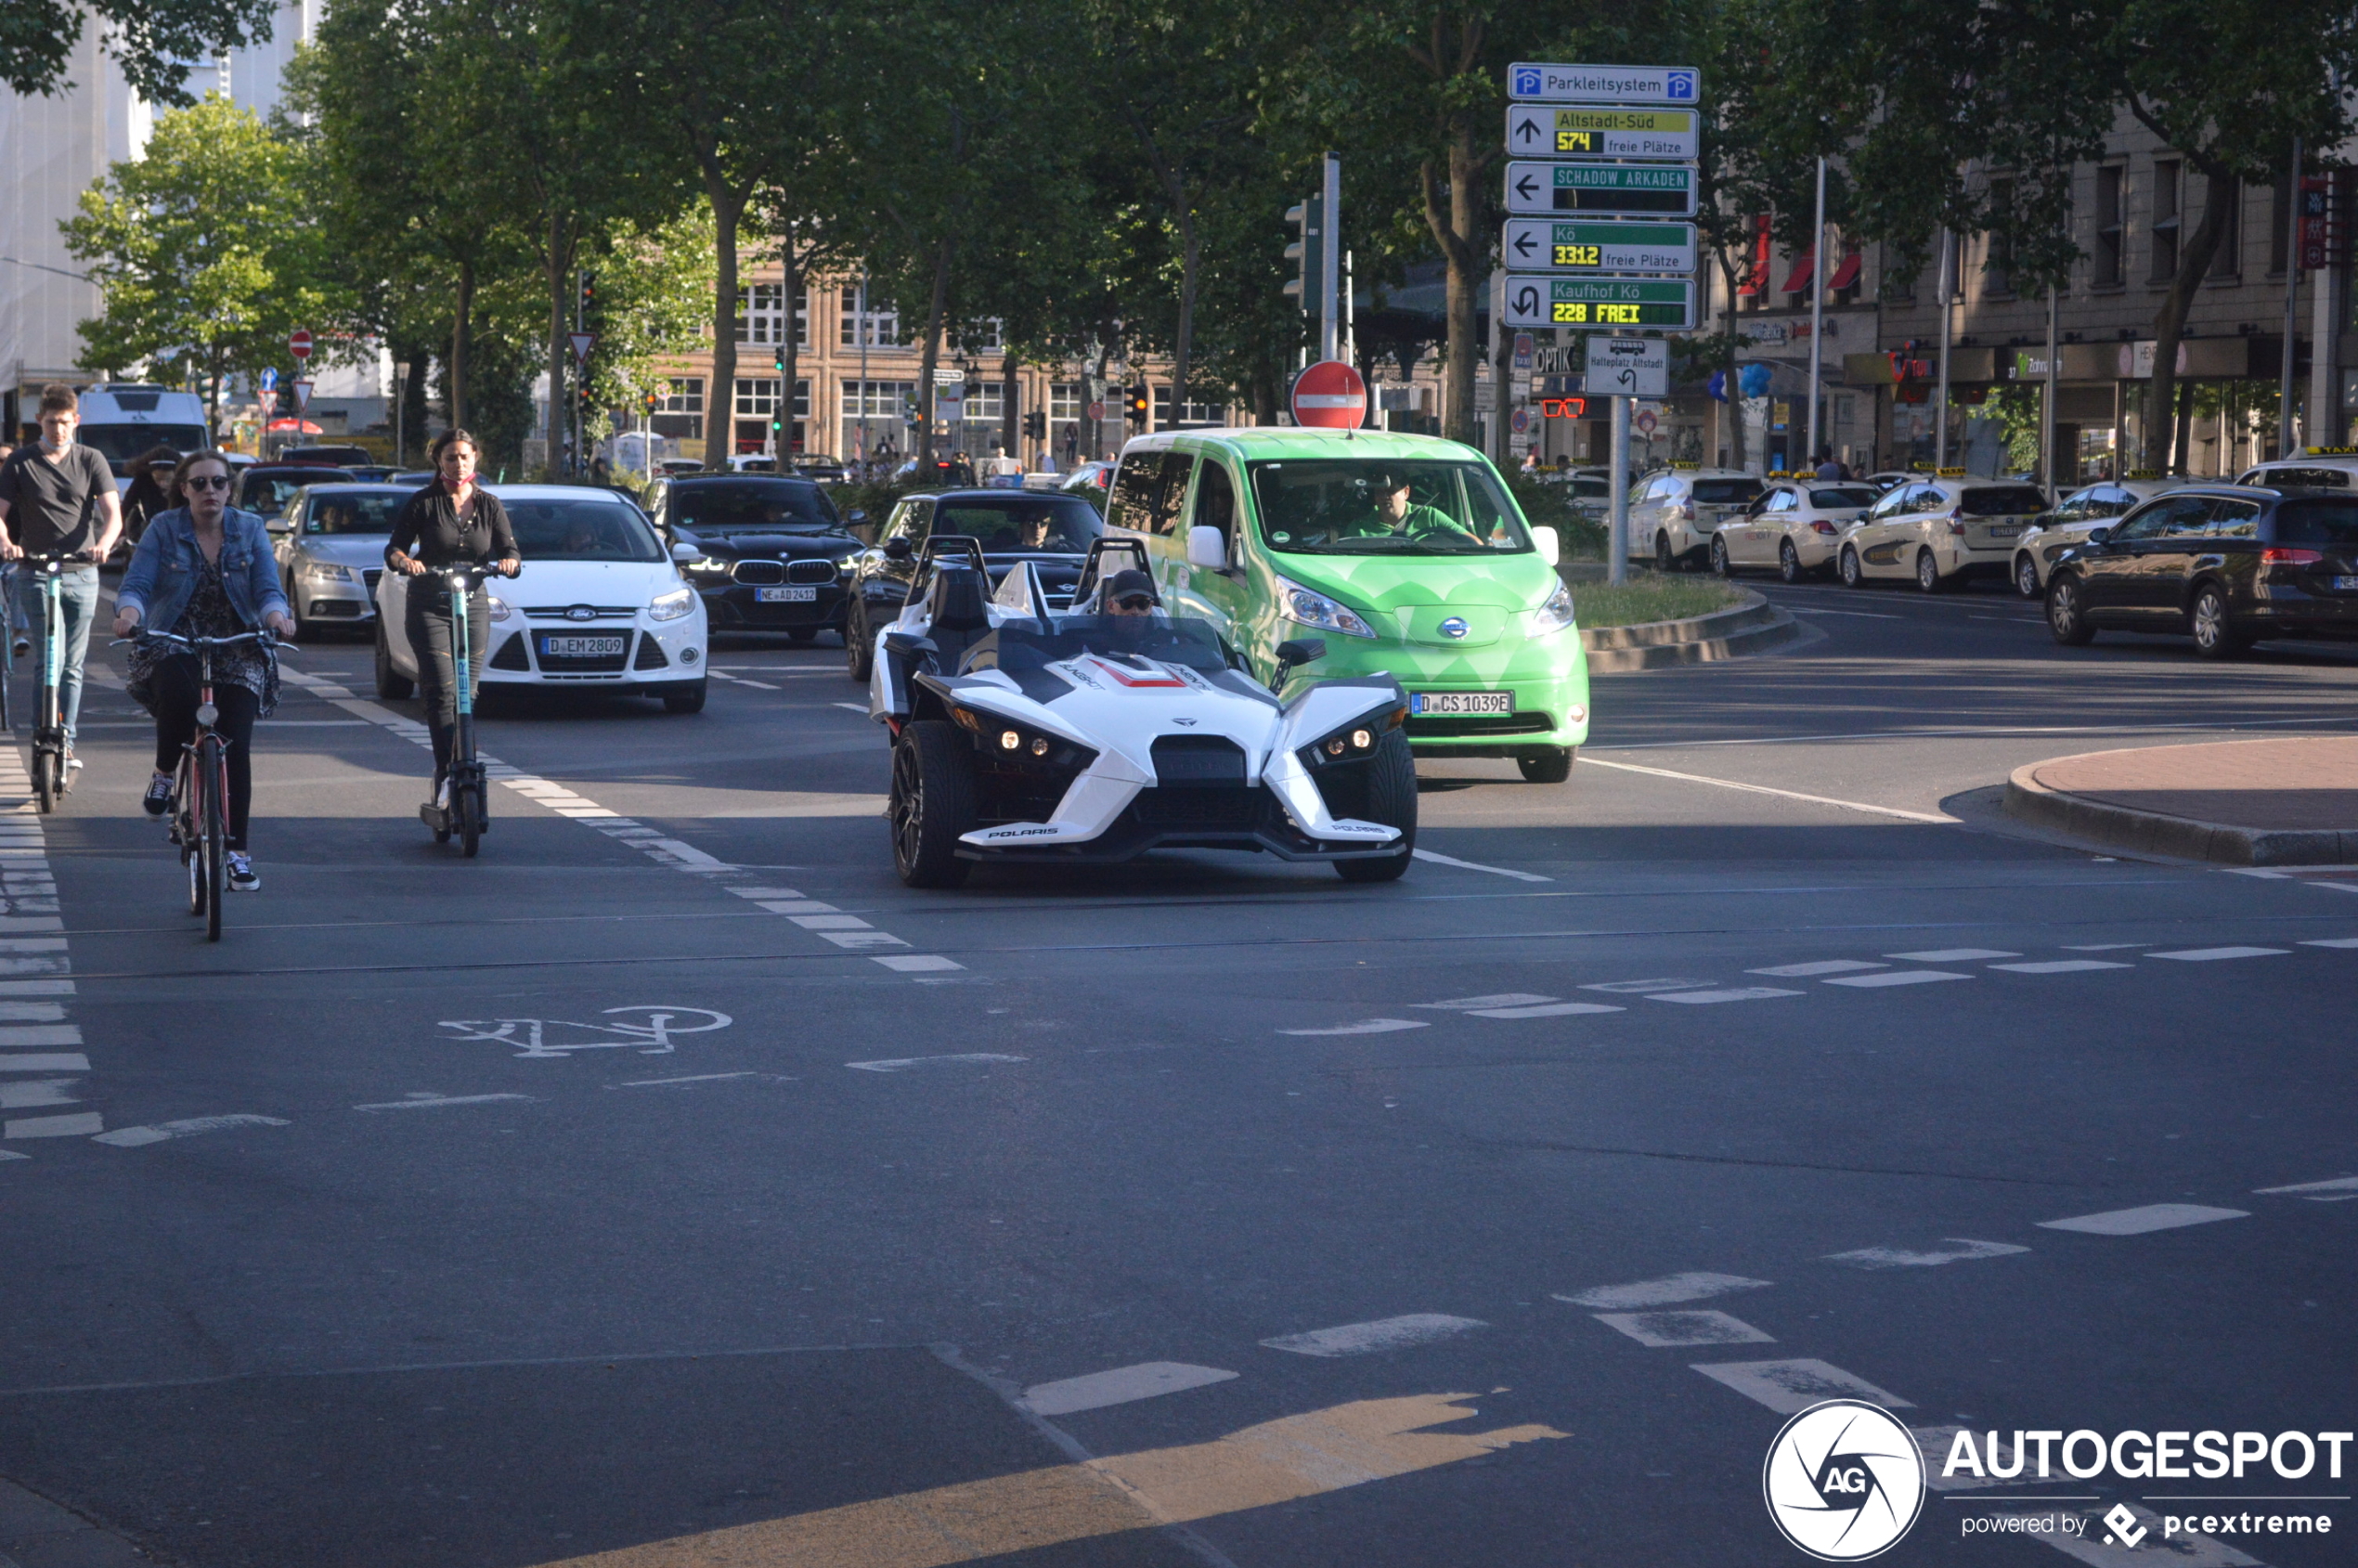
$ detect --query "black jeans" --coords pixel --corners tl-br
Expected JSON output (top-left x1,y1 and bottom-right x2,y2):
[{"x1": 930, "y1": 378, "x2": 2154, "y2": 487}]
[
  {"x1": 405, "y1": 585, "x2": 489, "y2": 776},
  {"x1": 149, "y1": 655, "x2": 260, "y2": 850}
]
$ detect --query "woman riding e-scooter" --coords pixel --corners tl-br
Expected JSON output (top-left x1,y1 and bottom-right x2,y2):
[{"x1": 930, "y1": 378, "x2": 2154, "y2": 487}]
[{"x1": 384, "y1": 430, "x2": 521, "y2": 812}]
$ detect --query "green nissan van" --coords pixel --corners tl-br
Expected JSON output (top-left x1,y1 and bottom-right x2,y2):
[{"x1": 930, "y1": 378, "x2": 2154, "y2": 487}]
[{"x1": 1105, "y1": 428, "x2": 1589, "y2": 781}]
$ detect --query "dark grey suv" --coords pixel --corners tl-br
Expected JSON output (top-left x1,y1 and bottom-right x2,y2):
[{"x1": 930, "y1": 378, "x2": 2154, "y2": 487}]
[{"x1": 2044, "y1": 486, "x2": 2358, "y2": 657}]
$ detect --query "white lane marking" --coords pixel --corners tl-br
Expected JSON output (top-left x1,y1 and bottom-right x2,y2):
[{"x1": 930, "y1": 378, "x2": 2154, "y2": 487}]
[
  {"x1": 1886, "y1": 948, "x2": 2020, "y2": 961},
  {"x1": 1575, "y1": 756, "x2": 1957, "y2": 823},
  {"x1": 1258, "y1": 1313, "x2": 1487, "y2": 1357},
  {"x1": 2064, "y1": 944, "x2": 2148, "y2": 951},
  {"x1": 845, "y1": 1053, "x2": 1027, "y2": 1072},
  {"x1": 1018, "y1": 1362, "x2": 1240, "y2": 1417},
  {"x1": 1990, "y1": 960, "x2": 2134, "y2": 974},
  {"x1": 1822, "y1": 969, "x2": 1974, "y2": 988},
  {"x1": 1580, "y1": 978, "x2": 1715, "y2": 994},
  {"x1": 0, "y1": 1023, "x2": 82, "y2": 1046},
  {"x1": 1822, "y1": 1239, "x2": 2030, "y2": 1270},
  {"x1": 0, "y1": 1054, "x2": 89, "y2": 1072},
  {"x1": 1594, "y1": 1310, "x2": 1775, "y2": 1348},
  {"x1": 279, "y1": 672, "x2": 962, "y2": 975},
  {"x1": 354, "y1": 1093, "x2": 536, "y2": 1112},
  {"x1": 0, "y1": 1079, "x2": 78, "y2": 1109},
  {"x1": 816, "y1": 929, "x2": 909, "y2": 950},
  {"x1": 1784, "y1": 606, "x2": 1900, "y2": 618},
  {"x1": 1277, "y1": 1018, "x2": 1428, "y2": 1036},
  {"x1": 1648, "y1": 987, "x2": 1804, "y2": 1004},
  {"x1": 758, "y1": 901, "x2": 838, "y2": 914},
  {"x1": 2038, "y1": 1203, "x2": 2248, "y2": 1236},
  {"x1": 1410, "y1": 849, "x2": 1553, "y2": 883},
  {"x1": 1470, "y1": 1002, "x2": 1626, "y2": 1018},
  {"x1": 2300, "y1": 938, "x2": 2358, "y2": 948},
  {"x1": 91, "y1": 1114, "x2": 289, "y2": 1147},
  {"x1": 1411, "y1": 993, "x2": 1558, "y2": 1010},
  {"x1": 788, "y1": 914, "x2": 871, "y2": 930},
  {"x1": 872, "y1": 953, "x2": 965, "y2": 973},
  {"x1": 0, "y1": 1003, "x2": 65, "y2": 1021},
  {"x1": 612, "y1": 1071, "x2": 762, "y2": 1088},
  {"x1": 2253, "y1": 1175, "x2": 2358, "y2": 1195},
  {"x1": 0, "y1": 1149, "x2": 25, "y2": 1160},
  {"x1": 1690, "y1": 1358, "x2": 1915, "y2": 1415},
  {"x1": 832, "y1": 702, "x2": 868, "y2": 713},
  {"x1": 2145, "y1": 947, "x2": 2289, "y2": 962},
  {"x1": 1747, "y1": 960, "x2": 1887, "y2": 977},
  {"x1": 4, "y1": 1111, "x2": 103, "y2": 1138},
  {"x1": 1555, "y1": 1272, "x2": 1773, "y2": 1310}
]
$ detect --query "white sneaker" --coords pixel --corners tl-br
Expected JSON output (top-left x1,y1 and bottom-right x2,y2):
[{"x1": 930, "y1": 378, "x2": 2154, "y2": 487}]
[
  {"x1": 434, "y1": 778, "x2": 450, "y2": 810},
  {"x1": 227, "y1": 851, "x2": 259, "y2": 891}
]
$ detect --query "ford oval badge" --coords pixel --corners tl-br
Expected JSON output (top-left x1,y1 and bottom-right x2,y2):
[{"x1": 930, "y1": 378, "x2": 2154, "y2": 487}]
[
  {"x1": 565, "y1": 605, "x2": 596, "y2": 622},
  {"x1": 1440, "y1": 616, "x2": 1470, "y2": 640}
]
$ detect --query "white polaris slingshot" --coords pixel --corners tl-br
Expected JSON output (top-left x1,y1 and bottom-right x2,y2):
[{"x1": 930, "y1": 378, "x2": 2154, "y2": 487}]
[{"x1": 867, "y1": 538, "x2": 1417, "y2": 887}]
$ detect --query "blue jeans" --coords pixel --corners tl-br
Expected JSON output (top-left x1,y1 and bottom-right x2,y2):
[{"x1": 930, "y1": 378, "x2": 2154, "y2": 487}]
[{"x1": 30, "y1": 566, "x2": 99, "y2": 745}]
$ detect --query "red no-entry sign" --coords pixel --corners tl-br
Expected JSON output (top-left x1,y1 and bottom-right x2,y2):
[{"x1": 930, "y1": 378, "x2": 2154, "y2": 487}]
[
  {"x1": 289, "y1": 329, "x2": 314, "y2": 361},
  {"x1": 1289, "y1": 359, "x2": 1367, "y2": 430}
]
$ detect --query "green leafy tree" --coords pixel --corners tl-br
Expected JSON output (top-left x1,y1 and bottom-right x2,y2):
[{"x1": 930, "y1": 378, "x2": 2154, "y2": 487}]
[
  {"x1": 4, "y1": 0, "x2": 277, "y2": 102},
  {"x1": 61, "y1": 94, "x2": 335, "y2": 433}
]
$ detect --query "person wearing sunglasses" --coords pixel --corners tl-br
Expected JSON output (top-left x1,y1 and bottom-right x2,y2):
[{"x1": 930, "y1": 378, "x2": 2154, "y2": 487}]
[
  {"x1": 112, "y1": 450, "x2": 296, "y2": 892},
  {"x1": 1097, "y1": 568, "x2": 1160, "y2": 617}
]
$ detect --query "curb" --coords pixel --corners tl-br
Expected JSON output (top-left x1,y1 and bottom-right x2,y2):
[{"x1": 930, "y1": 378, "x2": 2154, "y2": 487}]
[
  {"x1": 1579, "y1": 589, "x2": 1804, "y2": 674},
  {"x1": 2002, "y1": 761, "x2": 2358, "y2": 867}
]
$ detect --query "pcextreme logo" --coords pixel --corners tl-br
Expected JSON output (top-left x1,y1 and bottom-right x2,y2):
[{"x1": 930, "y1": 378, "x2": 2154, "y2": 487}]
[{"x1": 1764, "y1": 1400, "x2": 1926, "y2": 1561}]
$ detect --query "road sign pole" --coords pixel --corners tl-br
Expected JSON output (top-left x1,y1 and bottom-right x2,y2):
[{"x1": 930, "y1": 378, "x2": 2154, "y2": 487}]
[
  {"x1": 1806, "y1": 156, "x2": 1826, "y2": 467},
  {"x1": 1609, "y1": 395, "x2": 1630, "y2": 586},
  {"x1": 1319, "y1": 152, "x2": 1341, "y2": 364}
]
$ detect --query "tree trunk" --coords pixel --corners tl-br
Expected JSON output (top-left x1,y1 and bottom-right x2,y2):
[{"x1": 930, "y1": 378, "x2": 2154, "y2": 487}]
[
  {"x1": 1717, "y1": 253, "x2": 1747, "y2": 471},
  {"x1": 915, "y1": 240, "x2": 953, "y2": 469},
  {"x1": 1002, "y1": 353, "x2": 1019, "y2": 460},
  {"x1": 205, "y1": 351, "x2": 222, "y2": 441},
  {"x1": 706, "y1": 184, "x2": 745, "y2": 470},
  {"x1": 2142, "y1": 160, "x2": 2235, "y2": 472},
  {"x1": 450, "y1": 260, "x2": 473, "y2": 431},
  {"x1": 402, "y1": 347, "x2": 430, "y2": 463},
  {"x1": 1423, "y1": 136, "x2": 1483, "y2": 446},
  {"x1": 779, "y1": 238, "x2": 802, "y2": 459},
  {"x1": 2173, "y1": 380, "x2": 2196, "y2": 473},
  {"x1": 544, "y1": 214, "x2": 575, "y2": 478}
]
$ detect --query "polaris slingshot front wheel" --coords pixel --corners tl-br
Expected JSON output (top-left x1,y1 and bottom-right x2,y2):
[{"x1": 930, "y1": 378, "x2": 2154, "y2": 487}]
[
  {"x1": 1334, "y1": 730, "x2": 1417, "y2": 883},
  {"x1": 890, "y1": 720, "x2": 977, "y2": 888}
]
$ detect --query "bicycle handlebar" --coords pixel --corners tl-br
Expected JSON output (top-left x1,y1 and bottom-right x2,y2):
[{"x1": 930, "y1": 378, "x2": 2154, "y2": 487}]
[{"x1": 115, "y1": 629, "x2": 279, "y2": 653}]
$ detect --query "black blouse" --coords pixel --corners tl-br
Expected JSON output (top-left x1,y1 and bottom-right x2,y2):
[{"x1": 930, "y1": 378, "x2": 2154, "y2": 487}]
[{"x1": 385, "y1": 483, "x2": 519, "y2": 570}]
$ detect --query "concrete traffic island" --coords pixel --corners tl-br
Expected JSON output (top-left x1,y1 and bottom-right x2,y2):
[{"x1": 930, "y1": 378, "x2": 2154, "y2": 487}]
[
  {"x1": 1576, "y1": 587, "x2": 1804, "y2": 673},
  {"x1": 2006, "y1": 735, "x2": 2358, "y2": 865}
]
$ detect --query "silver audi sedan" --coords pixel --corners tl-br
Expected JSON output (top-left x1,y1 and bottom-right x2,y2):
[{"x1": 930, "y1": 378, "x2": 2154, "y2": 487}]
[{"x1": 269, "y1": 483, "x2": 416, "y2": 640}]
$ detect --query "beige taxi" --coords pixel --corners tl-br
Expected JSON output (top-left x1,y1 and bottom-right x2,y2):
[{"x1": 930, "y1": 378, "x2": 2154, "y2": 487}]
[
  {"x1": 1627, "y1": 466, "x2": 1767, "y2": 572},
  {"x1": 1714, "y1": 474, "x2": 1881, "y2": 582},
  {"x1": 2010, "y1": 475, "x2": 2195, "y2": 598},
  {"x1": 1838, "y1": 473, "x2": 2051, "y2": 591}
]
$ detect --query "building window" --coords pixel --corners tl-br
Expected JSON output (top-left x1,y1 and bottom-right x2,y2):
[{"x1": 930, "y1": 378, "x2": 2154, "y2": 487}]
[
  {"x1": 2209, "y1": 174, "x2": 2241, "y2": 278},
  {"x1": 960, "y1": 382, "x2": 1004, "y2": 422},
  {"x1": 954, "y1": 319, "x2": 1004, "y2": 353},
  {"x1": 1881, "y1": 242, "x2": 1914, "y2": 303},
  {"x1": 2151, "y1": 160, "x2": 2181, "y2": 281},
  {"x1": 1051, "y1": 382, "x2": 1084, "y2": 421},
  {"x1": 2094, "y1": 165, "x2": 2124, "y2": 286},
  {"x1": 840, "y1": 292, "x2": 900, "y2": 347},
  {"x1": 652, "y1": 377, "x2": 704, "y2": 440},
  {"x1": 733, "y1": 284, "x2": 809, "y2": 347},
  {"x1": 734, "y1": 377, "x2": 779, "y2": 418},
  {"x1": 839, "y1": 379, "x2": 916, "y2": 420},
  {"x1": 1152, "y1": 386, "x2": 1224, "y2": 426}
]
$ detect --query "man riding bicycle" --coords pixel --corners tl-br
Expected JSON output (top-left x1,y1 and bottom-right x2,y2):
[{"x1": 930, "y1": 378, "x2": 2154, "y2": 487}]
[
  {"x1": 383, "y1": 430, "x2": 520, "y2": 810},
  {"x1": 111, "y1": 450, "x2": 296, "y2": 892},
  {"x1": 0, "y1": 383, "x2": 126, "y2": 775}
]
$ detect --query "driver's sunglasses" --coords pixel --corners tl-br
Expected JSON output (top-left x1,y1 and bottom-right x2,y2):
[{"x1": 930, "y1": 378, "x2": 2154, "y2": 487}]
[
  {"x1": 1114, "y1": 594, "x2": 1154, "y2": 611},
  {"x1": 183, "y1": 475, "x2": 232, "y2": 491}
]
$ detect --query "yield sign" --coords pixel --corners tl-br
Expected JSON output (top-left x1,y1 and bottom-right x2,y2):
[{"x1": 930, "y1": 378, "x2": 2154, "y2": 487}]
[
  {"x1": 292, "y1": 379, "x2": 315, "y2": 413},
  {"x1": 569, "y1": 332, "x2": 596, "y2": 364},
  {"x1": 288, "y1": 328, "x2": 313, "y2": 360},
  {"x1": 1289, "y1": 359, "x2": 1367, "y2": 430}
]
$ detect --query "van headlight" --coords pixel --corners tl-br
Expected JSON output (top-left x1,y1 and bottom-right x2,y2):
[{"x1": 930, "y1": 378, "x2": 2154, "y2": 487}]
[
  {"x1": 1274, "y1": 574, "x2": 1375, "y2": 638},
  {"x1": 649, "y1": 588, "x2": 695, "y2": 622},
  {"x1": 1531, "y1": 581, "x2": 1576, "y2": 636}
]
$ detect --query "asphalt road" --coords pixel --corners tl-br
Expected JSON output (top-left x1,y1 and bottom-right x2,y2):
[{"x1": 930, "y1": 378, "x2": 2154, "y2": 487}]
[{"x1": 3, "y1": 572, "x2": 2354, "y2": 1568}]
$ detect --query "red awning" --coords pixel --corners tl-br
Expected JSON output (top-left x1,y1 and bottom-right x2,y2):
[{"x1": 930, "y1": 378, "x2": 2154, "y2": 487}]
[
  {"x1": 1828, "y1": 248, "x2": 1862, "y2": 291},
  {"x1": 1736, "y1": 214, "x2": 1771, "y2": 295},
  {"x1": 1780, "y1": 247, "x2": 1814, "y2": 294}
]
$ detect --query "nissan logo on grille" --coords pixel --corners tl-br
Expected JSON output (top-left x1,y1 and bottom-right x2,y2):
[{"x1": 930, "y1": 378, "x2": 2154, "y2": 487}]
[{"x1": 1440, "y1": 616, "x2": 1470, "y2": 639}]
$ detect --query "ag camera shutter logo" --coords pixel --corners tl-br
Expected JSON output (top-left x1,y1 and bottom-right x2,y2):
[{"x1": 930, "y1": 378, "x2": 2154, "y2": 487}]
[{"x1": 1763, "y1": 1400, "x2": 1925, "y2": 1561}]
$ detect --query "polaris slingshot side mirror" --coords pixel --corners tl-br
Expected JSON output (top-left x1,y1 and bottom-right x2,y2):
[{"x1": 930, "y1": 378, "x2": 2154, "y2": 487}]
[
  {"x1": 1270, "y1": 638, "x2": 1327, "y2": 692},
  {"x1": 1185, "y1": 525, "x2": 1228, "y2": 573}
]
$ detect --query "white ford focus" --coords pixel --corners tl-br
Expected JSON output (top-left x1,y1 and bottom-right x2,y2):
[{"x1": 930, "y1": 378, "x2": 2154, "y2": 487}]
[{"x1": 371, "y1": 485, "x2": 708, "y2": 712}]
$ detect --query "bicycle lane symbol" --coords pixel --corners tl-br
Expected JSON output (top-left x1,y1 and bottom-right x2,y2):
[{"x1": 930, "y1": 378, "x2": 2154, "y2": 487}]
[{"x1": 437, "y1": 1006, "x2": 733, "y2": 1058}]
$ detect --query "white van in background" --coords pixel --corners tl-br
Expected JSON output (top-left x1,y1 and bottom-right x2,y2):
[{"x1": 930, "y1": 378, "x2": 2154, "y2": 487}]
[{"x1": 71, "y1": 384, "x2": 211, "y2": 481}]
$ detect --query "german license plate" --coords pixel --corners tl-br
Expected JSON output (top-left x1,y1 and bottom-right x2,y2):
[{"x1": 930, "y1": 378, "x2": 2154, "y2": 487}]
[
  {"x1": 1411, "y1": 691, "x2": 1513, "y2": 716},
  {"x1": 2335, "y1": 576, "x2": 2358, "y2": 591},
  {"x1": 1984, "y1": 524, "x2": 2022, "y2": 538},
  {"x1": 540, "y1": 635, "x2": 625, "y2": 657},
  {"x1": 756, "y1": 585, "x2": 817, "y2": 603}
]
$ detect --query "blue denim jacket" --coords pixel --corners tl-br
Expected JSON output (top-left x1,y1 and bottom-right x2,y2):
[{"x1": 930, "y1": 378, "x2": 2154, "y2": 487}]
[{"x1": 115, "y1": 506, "x2": 291, "y2": 633}]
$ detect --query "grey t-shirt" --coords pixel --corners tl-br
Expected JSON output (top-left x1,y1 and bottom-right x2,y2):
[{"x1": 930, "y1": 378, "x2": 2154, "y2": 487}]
[{"x1": 0, "y1": 444, "x2": 115, "y2": 554}]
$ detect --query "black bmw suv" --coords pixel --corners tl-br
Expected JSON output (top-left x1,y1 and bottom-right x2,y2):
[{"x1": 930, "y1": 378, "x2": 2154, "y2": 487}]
[
  {"x1": 2044, "y1": 485, "x2": 2358, "y2": 657},
  {"x1": 843, "y1": 489, "x2": 1105, "y2": 680},
  {"x1": 646, "y1": 474, "x2": 866, "y2": 642}
]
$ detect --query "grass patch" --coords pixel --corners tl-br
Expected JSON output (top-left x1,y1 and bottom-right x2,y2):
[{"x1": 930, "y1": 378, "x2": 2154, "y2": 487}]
[{"x1": 1571, "y1": 574, "x2": 1746, "y2": 628}]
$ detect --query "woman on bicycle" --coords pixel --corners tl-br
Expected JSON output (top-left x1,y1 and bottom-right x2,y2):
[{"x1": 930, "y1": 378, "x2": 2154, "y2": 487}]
[
  {"x1": 111, "y1": 450, "x2": 296, "y2": 892},
  {"x1": 384, "y1": 429, "x2": 519, "y2": 809}
]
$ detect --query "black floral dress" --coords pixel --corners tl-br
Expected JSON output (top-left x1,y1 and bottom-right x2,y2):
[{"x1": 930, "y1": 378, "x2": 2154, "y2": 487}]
[{"x1": 126, "y1": 551, "x2": 280, "y2": 717}]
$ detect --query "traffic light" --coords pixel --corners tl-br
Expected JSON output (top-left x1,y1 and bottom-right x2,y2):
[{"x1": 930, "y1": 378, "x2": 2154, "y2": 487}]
[
  {"x1": 578, "y1": 270, "x2": 597, "y2": 317},
  {"x1": 642, "y1": 391, "x2": 658, "y2": 414},
  {"x1": 1125, "y1": 385, "x2": 1149, "y2": 423},
  {"x1": 1023, "y1": 409, "x2": 1045, "y2": 441},
  {"x1": 1283, "y1": 193, "x2": 1326, "y2": 321}
]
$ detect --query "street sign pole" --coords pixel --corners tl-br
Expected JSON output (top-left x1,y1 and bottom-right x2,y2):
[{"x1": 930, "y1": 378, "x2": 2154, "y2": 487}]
[
  {"x1": 1319, "y1": 152, "x2": 1341, "y2": 364},
  {"x1": 1609, "y1": 395, "x2": 1630, "y2": 586},
  {"x1": 1806, "y1": 156, "x2": 1826, "y2": 467}
]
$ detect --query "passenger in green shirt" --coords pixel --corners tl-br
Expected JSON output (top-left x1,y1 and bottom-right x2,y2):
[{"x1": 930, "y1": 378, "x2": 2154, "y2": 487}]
[{"x1": 1341, "y1": 469, "x2": 1479, "y2": 545}]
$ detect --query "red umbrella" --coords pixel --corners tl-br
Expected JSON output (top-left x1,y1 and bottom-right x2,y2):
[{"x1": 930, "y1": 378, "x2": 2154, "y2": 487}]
[{"x1": 266, "y1": 417, "x2": 324, "y2": 433}]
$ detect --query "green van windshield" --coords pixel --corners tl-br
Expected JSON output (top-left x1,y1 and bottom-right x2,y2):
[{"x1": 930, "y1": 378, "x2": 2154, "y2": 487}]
[{"x1": 1247, "y1": 459, "x2": 1533, "y2": 555}]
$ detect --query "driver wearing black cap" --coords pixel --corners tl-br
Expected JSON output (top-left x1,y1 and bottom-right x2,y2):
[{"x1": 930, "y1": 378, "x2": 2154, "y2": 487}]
[
  {"x1": 1345, "y1": 468, "x2": 1472, "y2": 542},
  {"x1": 1099, "y1": 567, "x2": 1160, "y2": 616}
]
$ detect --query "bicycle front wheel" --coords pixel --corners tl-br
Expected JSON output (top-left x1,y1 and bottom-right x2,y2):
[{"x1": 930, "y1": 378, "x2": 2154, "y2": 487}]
[{"x1": 201, "y1": 742, "x2": 227, "y2": 941}]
